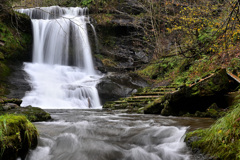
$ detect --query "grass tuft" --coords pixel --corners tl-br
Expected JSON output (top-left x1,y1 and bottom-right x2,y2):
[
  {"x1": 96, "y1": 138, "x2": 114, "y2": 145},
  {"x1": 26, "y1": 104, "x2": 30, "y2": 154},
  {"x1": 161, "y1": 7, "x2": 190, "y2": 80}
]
[{"x1": 186, "y1": 94, "x2": 240, "y2": 159}]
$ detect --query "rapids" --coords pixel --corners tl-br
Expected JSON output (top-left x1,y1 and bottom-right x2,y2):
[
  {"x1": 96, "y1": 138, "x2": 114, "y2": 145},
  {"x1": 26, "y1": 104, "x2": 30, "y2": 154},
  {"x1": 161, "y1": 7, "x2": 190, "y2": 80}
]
[{"x1": 24, "y1": 110, "x2": 214, "y2": 160}]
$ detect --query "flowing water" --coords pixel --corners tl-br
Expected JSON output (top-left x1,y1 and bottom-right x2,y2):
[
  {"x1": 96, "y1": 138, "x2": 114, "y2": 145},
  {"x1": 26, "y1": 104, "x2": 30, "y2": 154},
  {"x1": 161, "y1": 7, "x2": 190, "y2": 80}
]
[
  {"x1": 25, "y1": 110, "x2": 214, "y2": 160},
  {"x1": 17, "y1": 6, "x2": 215, "y2": 160},
  {"x1": 18, "y1": 6, "x2": 101, "y2": 109}
]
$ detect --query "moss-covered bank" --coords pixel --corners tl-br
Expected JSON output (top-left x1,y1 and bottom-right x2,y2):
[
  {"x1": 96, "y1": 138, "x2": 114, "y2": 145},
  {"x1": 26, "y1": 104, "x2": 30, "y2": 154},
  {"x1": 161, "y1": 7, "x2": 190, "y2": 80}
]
[
  {"x1": 0, "y1": 9, "x2": 32, "y2": 96},
  {"x1": 0, "y1": 98, "x2": 51, "y2": 122},
  {"x1": 186, "y1": 90, "x2": 240, "y2": 159},
  {"x1": 0, "y1": 98, "x2": 51, "y2": 160},
  {"x1": 0, "y1": 114, "x2": 38, "y2": 160}
]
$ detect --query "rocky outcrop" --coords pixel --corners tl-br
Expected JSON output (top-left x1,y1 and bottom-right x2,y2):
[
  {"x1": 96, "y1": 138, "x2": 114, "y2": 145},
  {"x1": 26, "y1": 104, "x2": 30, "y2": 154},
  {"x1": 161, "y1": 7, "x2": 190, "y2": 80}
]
[
  {"x1": 0, "y1": 10, "x2": 32, "y2": 97},
  {"x1": 89, "y1": 1, "x2": 152, "y2": 72},
  {"x1": 103, "y1": 86, "x2": 177, "y2": 113},
  {"x1": 97, "y1": 72, "x2": 149, "y2": 104},
  {"x1": 144, "y1": 69, "x2": 231, "y2": 116}
]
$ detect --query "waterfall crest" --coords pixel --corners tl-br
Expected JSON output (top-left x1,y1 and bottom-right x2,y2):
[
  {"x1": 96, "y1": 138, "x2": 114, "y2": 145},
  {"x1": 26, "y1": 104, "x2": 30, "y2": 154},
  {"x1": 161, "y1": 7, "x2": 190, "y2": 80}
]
[{"x1": 18, "y1": 6, "x2": 101, "y2": 109}]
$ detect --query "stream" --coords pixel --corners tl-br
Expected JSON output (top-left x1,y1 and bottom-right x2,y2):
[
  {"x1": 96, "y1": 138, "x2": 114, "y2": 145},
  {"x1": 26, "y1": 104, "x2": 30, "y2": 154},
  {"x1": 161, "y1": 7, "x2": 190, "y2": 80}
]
[
  {"x1": 15, "y1": 6, "x2": 215, "y2": 160},
  {"x1": 25, "y1": 109, "x2": 214, "y2": 160}
]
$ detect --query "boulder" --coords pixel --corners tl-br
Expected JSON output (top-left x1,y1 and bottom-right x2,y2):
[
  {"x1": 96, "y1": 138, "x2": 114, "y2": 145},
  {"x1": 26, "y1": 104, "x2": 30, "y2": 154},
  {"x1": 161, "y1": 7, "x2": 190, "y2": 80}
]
[
  {"x1": 97, "y1": 72, "x2": 149, "y2": 104},
  {"x1": 2, "y1": 103, "x2": 19, "y2": 111}
]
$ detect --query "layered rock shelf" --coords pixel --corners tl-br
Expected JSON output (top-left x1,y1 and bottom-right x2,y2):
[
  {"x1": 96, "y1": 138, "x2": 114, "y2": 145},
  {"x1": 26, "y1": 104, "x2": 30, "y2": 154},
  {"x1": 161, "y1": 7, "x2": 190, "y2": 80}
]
[{"x1": 103, "y1": 85, "x2": 178, "y2": 113}]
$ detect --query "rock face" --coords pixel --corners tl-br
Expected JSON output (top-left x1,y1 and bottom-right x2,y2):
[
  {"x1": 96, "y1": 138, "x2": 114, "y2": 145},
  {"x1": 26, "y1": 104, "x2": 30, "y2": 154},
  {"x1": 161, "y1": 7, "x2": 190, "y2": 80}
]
[
  {"x1": 0, "y1": 10, "x2": 32, "y2": 97},
  {"x1": 89, "y1": 1, "x2": 151, "y2": 72},
  {"x1": 0, "y1": 114, "x2": 38, "y2": 160},
  {"x1": 6, "y1": 63, "x2": 31, "y2": 99},
  {"x1": 144, "y1": 69, "x2": 230, "y2": 115},
  {"x1": 97, "y1": 72, "x2": 149, "y2": 104}
]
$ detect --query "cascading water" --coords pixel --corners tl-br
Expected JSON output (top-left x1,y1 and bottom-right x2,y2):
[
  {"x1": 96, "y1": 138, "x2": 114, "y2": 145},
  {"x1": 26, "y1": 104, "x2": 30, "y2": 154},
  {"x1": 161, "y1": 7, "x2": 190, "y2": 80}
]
[{"x1": 18, "y1": 6, "x2": 101, "y2": 109}]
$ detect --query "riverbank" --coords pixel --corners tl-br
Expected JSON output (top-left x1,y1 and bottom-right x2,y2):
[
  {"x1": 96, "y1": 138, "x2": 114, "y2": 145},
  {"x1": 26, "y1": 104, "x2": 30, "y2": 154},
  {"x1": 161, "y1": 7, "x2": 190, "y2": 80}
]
[
  {"x1": 0, "y1": 97, "x2": 51, "y2": 160},
  {"x1": 186, "y1": 90, "x2": 240, "y2": 159}
]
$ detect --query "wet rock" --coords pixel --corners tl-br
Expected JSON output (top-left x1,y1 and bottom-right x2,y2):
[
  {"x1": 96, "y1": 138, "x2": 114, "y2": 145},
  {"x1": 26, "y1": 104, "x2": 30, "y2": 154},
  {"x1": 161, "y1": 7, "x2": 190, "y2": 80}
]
[
  {"x1": 2, "y1": 103, "x2": 19, "y2": 110},
  {"x1": 2, "y1": 105, "x2": 10, "y2": 111},
  {"x1": 0, "y1": 98, "x2": 51, "y2": 122},
  {"x1": 97, "y1": 72, "x2": 149, "y2": 104},
  {"x1": 6, "y1": 63, "x2": 32, "y2": 99},
  {"x1": 91, "y1": 6, "x2": 151, "y2": 72},
  {"x1": 0, "y1": 105, "x2": 51, "y2": 122}
]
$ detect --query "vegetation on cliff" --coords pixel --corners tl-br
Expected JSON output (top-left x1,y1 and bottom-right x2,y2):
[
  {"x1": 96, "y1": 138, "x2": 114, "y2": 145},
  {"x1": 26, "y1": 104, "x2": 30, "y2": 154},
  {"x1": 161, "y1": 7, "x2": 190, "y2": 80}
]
[{"x1": 0, "y1": 0, "x2": 32, "y2": 96}]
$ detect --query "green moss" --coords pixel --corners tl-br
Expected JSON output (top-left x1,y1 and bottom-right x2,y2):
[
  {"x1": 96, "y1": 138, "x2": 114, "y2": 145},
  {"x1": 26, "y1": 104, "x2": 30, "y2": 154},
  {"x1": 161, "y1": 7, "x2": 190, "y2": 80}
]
[
  {"x1": 186, "y1": 91, "x2": 240, "y2": 159},
  {"x1": 144, "y1": 97, "x2": 163, "y2": 114},
  {"x1": 92, "y1": 14, "x2": 114, "y2": 26},
  {"x1": 0, "y1": 105, "x2": 51, "y2": 122},
  {"x1": 0, "y1": 114, "x2": 38, "y2": 159},
  {"x1": 0, "y1": 62, "x2": 10, "y2": 79},
  {"x1": 102, "y1": 58, "x2": 117, "y2": 67}
]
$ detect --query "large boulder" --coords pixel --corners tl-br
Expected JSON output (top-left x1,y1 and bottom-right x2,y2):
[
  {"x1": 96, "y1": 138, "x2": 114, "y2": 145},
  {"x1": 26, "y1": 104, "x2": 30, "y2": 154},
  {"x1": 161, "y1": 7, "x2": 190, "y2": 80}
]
[{"x1": 97, "y1": 72, "x2": 149, "y2": 104}]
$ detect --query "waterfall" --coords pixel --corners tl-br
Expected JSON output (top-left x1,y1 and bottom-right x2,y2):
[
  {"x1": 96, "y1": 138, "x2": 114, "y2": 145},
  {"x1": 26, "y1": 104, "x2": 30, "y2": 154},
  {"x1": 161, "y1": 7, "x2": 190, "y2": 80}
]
[{"x1": 18, "y1": 6, "x2": 101, "y2": 109}]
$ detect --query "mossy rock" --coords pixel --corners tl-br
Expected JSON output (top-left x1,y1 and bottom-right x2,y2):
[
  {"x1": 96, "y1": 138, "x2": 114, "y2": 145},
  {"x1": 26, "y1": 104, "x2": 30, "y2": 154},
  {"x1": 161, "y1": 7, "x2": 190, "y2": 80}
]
[
  {"x1": 0, "y1": 114, "x2": 38, "y2": 160},
  {"x1": 0, "y1": 97, "x2": 22, "y2": 106},
  {"x1": 187, "y1": 69, "x2": 229, "y2": 97},
  {"x1": 159, "y1": 69, "x2": 231, "y2": 116},
  {"x1": 0, "y1": 105, "x2": 51, "y2": 122},
  {"x1": 144, "y1": 97, "x2": 164, "y2": 114}
]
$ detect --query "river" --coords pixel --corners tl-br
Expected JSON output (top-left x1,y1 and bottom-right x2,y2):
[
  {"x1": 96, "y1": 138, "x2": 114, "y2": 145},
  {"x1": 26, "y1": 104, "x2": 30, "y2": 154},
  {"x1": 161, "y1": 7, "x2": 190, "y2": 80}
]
[{"x1": 24, "y1": 109, "x2": 214, "y2": 160}]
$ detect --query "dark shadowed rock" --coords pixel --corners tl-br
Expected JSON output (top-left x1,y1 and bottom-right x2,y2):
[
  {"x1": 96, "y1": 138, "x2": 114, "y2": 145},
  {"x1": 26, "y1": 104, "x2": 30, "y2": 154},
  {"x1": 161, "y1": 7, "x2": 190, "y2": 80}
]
[
  {"x1": 6, "y1": 63, "x2": 32, "y2": 99},
  {"x1": 97, "y1": 72, "x2": 149, "y2": 104},
  {"x1": 144, "y1": 69, "x2": 230, "y2": 115}
]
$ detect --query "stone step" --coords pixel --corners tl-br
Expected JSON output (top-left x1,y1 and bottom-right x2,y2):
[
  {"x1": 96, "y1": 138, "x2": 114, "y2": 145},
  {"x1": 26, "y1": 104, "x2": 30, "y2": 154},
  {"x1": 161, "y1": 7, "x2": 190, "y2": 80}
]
[
  {"x1": 134, "y1": 92, "x2": 168, "y2": 96},
  {"x1": 103, "y1": 84, "x2": 179, "y2": 111},
  {"x1": 152, "y1": 88, "x2": 175, "y2": 91},
  {"x1": 126, "y1": 96, "x2": 160, "y2": 100},
  {"x1": 125, "y1": 99, "x2": 151, "y2": 103}
]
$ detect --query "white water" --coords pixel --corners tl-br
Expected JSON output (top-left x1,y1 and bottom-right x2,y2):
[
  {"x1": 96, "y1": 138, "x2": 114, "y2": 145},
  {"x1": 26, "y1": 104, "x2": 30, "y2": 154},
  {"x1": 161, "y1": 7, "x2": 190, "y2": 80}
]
[
  {"x1": 18, "y1": 6, "x2": 101, "y2": 109},
  {"x1": 25, "y1": 110, "x2": 196, "y2": 160}
]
